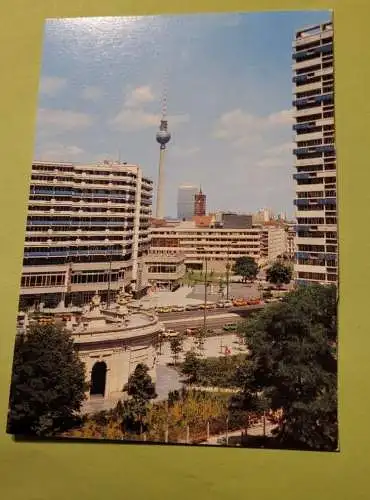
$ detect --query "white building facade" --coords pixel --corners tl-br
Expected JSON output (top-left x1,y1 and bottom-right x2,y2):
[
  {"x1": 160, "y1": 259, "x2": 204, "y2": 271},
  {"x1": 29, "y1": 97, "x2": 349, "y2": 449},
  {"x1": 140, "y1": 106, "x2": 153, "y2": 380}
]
[
  {"x1": 150, "y1": 221, "x2": 287, "y2": 273},
  {"x1": 20, "y1": 161, "x2": 153, "y2": 309},
  {"x1": 292, "y1": 21, "x2": 337, "y2": 285}
]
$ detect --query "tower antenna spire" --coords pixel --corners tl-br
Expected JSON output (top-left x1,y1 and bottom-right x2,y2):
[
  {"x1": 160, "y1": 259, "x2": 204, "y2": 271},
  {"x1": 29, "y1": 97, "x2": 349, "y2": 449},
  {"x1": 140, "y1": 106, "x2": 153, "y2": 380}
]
[{"x1": 155, "y1": 71, "x2": 171, "y2": 219}]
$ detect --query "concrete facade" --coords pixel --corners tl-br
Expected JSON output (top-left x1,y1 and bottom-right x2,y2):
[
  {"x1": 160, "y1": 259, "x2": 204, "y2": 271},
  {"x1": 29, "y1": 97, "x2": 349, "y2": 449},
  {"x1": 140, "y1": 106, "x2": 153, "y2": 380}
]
[
  {"x1": 150, "y1": 220, "x2": 288, "y2": 273},
  {"x1": 31, "y1": 291, "x2": 164, "y2": 406},
  {"x1": 293, "y1": 21, "x2": 337, "y2": 285},
  {"x1": 19, "y1": 160, "x2": 152, "y2": 309}
]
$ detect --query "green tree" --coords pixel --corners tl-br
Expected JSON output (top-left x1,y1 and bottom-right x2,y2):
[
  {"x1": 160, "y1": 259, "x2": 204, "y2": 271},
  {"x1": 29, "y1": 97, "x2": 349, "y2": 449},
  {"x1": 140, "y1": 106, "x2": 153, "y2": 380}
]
[
  {"x1": 232, "y1": 256, "x2": 258, "y2": 282},
  {"x1": 266, "y1": 261, "x2": 293, "y2": 288},
  {"x1": 182, "y1": 350, "x2": 202, "y2": 384},
  {"x1": 123, "y1": 363, "x2": 157, "y2": 434},
  {"x1": 169, "y1": 335, "x2": 184, "y2": 365},
  {"x1": 218, "y1": 277, "x2": 225, "y2": 297},
  {"x1": 236, "y1": 283, "x2": 338, "y2": 451},
  {"x1": 194, "y1": 328, "x2": 207, "y2": 354},
  {"x1": 7, "y1": 323, "x2": 86, "y2": 436}
]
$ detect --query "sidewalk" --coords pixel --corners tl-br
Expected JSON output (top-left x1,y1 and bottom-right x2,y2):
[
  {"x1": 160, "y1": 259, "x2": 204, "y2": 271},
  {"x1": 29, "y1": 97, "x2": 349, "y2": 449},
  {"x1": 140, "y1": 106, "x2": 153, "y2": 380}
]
[{"x1": 149, "y1": 286, "x2": 208, "y2": 307}]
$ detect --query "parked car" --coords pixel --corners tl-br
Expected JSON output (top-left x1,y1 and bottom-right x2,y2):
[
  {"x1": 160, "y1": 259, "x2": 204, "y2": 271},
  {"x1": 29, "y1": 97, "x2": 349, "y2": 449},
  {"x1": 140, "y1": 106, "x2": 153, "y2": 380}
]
[
  {"x1": 223, "y1": 300, "x2": 233, "y2": 308},
  {"x1": 247, "y1": 298, "x2": 261, "y2": 305},
  {"x1": 233, "y1": 298, "x2": 248, "y2": 307},
  {"x1": 223, "y1": 323, "x2": 238, "y2": 332},
  {"x1": 162, "y1": 329, "x2": 180, "y2": 338},
  {"x1": 186, "y1": 304, "x2": 200, "y2": 310},
  {"x1": 185, "y1": 327, "x2": 200, "y2": 335},
  {"x1": 172, "y1": 305, "x2": 185, "y2": 312}
]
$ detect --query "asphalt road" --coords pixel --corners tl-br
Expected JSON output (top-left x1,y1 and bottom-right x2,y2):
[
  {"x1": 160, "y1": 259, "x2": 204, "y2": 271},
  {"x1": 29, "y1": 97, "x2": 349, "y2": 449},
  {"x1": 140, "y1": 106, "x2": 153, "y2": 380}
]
[
  {"x1": 161, "y1": 306, "x2": 264, "y2": 333},
  {"x1": 163, "y1": 315, "x2": 240, "y2": 332},
  {"x1": 158, "y1": 304, "x2": 264, "y2": 322}
]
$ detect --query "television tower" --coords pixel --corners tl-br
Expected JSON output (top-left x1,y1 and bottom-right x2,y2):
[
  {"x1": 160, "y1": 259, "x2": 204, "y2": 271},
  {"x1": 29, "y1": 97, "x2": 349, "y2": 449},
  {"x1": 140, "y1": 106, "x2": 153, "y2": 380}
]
[{"x1": 155, "y1": 83, "x2": 171, "y2": 219}]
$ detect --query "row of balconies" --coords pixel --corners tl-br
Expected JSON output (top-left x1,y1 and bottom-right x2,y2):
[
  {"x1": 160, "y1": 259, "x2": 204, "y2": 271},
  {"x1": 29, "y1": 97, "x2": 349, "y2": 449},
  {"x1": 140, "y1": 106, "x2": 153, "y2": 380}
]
[
  {"x1": 31, "y1": 178, "x2": 150, "y2": 191},
  {"x1": 27, "y1": 220, "x2": 135, "y2": 227},
  {"x1": 293, "y1": 144, "x2": 335, "y2": 156},
  {"x1": 293, "y1": 42, "x2": 333, "y2": 61},
  {"x1": 293, "y1": 92, "x2": 333, "y2": 108}
]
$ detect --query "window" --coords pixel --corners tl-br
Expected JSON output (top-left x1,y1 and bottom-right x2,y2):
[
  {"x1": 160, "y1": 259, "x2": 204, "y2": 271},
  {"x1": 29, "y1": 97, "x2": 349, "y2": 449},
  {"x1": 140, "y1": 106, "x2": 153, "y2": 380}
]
[{"x1": 297, "y1": 271, "x2": 326, "y2": 280}]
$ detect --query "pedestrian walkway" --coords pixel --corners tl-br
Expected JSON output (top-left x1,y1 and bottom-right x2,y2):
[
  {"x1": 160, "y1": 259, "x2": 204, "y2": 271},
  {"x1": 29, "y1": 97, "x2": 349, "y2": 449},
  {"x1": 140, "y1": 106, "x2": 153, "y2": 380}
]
[{"x1": 149, "y1": 286, "x2": 206, "y2": 307}]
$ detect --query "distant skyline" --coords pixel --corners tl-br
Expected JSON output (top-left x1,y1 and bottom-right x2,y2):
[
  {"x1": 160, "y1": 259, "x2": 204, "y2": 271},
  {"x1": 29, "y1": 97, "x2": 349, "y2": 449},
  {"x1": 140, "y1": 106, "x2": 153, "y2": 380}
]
[{"x1": 35, "y1": 11, "x2": 330, "y2": 217}]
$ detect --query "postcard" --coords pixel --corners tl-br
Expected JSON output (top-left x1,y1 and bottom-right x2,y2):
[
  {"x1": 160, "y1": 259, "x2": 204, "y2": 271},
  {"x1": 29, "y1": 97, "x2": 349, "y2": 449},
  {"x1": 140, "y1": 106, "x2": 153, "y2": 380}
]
[{"x1": 7, "y1": 11, "x2": 337, "y2": 451}]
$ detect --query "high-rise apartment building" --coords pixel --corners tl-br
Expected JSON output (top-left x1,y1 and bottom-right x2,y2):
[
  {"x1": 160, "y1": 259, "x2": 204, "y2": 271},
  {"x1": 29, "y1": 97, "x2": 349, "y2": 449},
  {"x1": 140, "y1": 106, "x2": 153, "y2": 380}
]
[
  {"x1": 20, "y1": 160, "x2": 153, "y2": 309},
  {"x1": 194, "y1": 188, "x2": 206, "y2": 216},
  {"x1": 292, "y1": 21, "x2": 337, "y2": 285},
  {"x1": 177, "y1": 185, "x2": 198, "y2": 220}
]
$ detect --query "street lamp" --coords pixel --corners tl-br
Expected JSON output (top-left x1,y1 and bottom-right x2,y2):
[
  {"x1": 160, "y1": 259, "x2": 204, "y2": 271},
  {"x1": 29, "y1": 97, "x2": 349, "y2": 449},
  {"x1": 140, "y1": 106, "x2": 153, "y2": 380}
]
[
  {"x1": 196, "y1": 247, "x2": 208, "y2": 336},
  {"x1": 225, "y1": 245, "x2": 230, "y2": 301},
  {"x1": 106, "y1": 246, "x2": 113, "y2": 309}
]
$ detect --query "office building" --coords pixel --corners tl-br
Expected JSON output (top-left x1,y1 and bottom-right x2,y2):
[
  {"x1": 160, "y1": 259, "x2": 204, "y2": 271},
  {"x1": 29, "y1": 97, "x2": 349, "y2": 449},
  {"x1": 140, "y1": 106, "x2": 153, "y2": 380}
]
[
  {"x1": 20, "y1": 160, "x2": 153, "y2": 309},
  {"x1": 221, "y1": 213, "x2": 253, "y2": 229},
  {"x1": 194, "y1": 188, "x2": 206, "y2": 217},
  {"x1": 150, "y1": 220, "x2": 287, "y2": 273},
  {"x1": 292, "y1": 21, "x2": 337, "y2": 285},
  {"x1": 285, "y1": 223, "x2": 296, "y2": 260},
  {"x1": 261, "y1": 226, "x2": 288, "y2": 263},
  {"x1": 177, "y1": 184, "x2": 198, "y2": 220}
]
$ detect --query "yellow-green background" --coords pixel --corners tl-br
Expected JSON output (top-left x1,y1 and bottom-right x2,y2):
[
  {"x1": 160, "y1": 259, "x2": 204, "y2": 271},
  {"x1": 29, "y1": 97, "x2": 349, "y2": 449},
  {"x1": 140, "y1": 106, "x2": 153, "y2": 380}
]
[{"x1": 0, "y1": 0, "x2": 367, "y2": 498}]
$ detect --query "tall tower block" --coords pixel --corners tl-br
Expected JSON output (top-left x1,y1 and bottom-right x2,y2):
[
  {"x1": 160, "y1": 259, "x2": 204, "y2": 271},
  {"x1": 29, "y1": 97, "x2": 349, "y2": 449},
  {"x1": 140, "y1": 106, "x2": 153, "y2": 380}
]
[{"x1": 155, "y1": 91, "x2": 171, "y2": 219}]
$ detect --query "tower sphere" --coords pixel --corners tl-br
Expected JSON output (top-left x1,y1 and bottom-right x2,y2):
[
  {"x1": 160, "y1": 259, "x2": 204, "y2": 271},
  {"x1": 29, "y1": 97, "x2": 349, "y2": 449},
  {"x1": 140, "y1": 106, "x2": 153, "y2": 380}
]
[{"x1": 156, "y1": 130, "x2": 171, "y2": 145}]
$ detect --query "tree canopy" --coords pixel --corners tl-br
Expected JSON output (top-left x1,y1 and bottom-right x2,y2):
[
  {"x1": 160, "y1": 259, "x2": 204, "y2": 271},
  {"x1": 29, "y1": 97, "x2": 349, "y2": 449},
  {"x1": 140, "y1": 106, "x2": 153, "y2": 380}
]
[
  {"x1": 7, "y1": 323, "x2": 86, "y2": 436},
  {"x1": 124, "y1": 363, "x2": 157, "y2": 402},
  {"x1": 123, "y1": 363, "x2": 157, "y2": 434},
  {"x1": 169, "y1": 335, "x2": 184, "y2": 365},
  {"x1": 266, "y1": 261, "x2": 293, "y2": 287},
  {"x1": 235, "y1": 283, "x2": 338, "y2": 451},
  {"x1": 232, "y1": 256, "x2": 258, "y2": 282}
]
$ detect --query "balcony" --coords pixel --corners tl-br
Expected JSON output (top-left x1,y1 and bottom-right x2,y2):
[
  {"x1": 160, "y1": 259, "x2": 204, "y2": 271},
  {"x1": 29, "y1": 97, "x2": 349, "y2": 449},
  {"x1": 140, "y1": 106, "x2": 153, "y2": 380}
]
[
  {"x1": 293, "y1": 172, "x2": 312, "y2": 180},
  {"x1": 31, "y1": 189, "x2": 74, "y2": 196},
  {"x1": 27, "y1": 220, "x2": 129, "y2": 226},
  {"x1": 293, "y1": 122, "x2": 316, "y2": 132},
  {"x1": 24, "y1": 248, "x2": 124, "y2": 258},
  {"x1": 293, "y1": 145, "x2": 335, "y2": 156},
  {"x1": 293, "y1": 92, "x2": 333, "y2": 108},
  {"x1": 293, "y1": 43, "x2": 333, "y2": 61}
]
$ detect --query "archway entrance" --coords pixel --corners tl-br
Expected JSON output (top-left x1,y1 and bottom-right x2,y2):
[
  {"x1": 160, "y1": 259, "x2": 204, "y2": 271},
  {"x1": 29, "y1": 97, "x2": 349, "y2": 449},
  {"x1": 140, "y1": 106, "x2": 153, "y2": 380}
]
[{"x1": 90, "y1": 361, "x2": 107, "y2": 397}]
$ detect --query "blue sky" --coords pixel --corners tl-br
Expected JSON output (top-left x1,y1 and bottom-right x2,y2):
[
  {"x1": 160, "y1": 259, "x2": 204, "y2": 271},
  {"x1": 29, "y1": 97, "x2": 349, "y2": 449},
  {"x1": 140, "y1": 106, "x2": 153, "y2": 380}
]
[{"x1": 35, "y1": 11, "x2": 330, "y2": 218}]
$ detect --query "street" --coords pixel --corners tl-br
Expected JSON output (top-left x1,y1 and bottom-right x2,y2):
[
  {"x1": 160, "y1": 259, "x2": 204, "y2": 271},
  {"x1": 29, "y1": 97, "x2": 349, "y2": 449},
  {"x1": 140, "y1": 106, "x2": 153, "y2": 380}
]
[{"x1": 158, "y1": 303, "x2": 264, "y2": 322}]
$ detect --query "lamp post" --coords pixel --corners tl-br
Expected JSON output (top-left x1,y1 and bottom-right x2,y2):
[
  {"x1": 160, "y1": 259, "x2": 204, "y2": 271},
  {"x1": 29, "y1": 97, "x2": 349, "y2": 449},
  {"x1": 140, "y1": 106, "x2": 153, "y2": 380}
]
[
  {"x1": 106, "y1": 246, "x2": 113, "y2": 309},
  {"x1": 197, "y1": 247, "x2": 208, "y2": 337},
  {"x1": 203, "y1": 254, "x2": 208, "y2": 335},
  {"x1": 225, "y1": 246, "x2": 230, "y2": 301}
]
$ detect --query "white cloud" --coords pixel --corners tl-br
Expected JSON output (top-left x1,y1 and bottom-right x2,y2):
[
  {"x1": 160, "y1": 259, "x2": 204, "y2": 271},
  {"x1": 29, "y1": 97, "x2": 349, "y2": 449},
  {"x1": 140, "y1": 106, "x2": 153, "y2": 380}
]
[
  {"x1": 111, "y1": 108, "x2": 189, "y2": 132},
  {"x1": 125, "y1": 85, "x2": 155, "y2": 107},
  {"x1": 111, "y1": 84, "x2": 189, "y2": 132},
  {"x1": 266, "y1": 109, "x2": 294, "y2": 126},
  {"x1": 81, "y1": 85, "x2": 104, "y2": 101},
  {"x1": 37, "y1": 108, "x2": 94, "y2": 135},
  {"x1": 257, "y1": 142, "x2": 294, "y2": 169},
  {"x1": 213, "y1": 107, "x2": 293, "y2": 147},
  {"x1": 38, "y1": 143, "x2": 84, "y2": 161},
  {"x1": 39, "y1": 76, "x2": 67, "y2": 96}
]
